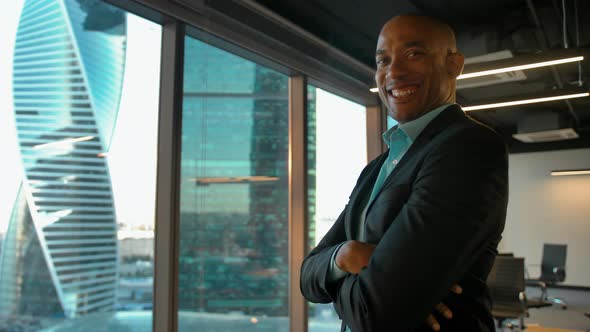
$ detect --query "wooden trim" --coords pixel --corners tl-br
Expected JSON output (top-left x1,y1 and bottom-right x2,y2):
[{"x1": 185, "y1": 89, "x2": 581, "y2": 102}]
[
  {"x1": 288, "y1": 76, "x2": 309, "y2": 332},
  {"x1": 153, "y1": 19, "x2": 184, "y2": 332}
]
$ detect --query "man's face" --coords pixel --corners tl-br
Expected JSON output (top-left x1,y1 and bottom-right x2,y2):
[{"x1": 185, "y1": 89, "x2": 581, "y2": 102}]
[{"x1": 375, "y1": 16, "x2": 459, "y2": 123}]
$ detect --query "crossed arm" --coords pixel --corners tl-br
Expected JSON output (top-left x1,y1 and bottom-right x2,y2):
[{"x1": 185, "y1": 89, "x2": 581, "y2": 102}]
[
  {"x1": 300, "y1": 127, "x2": 508, "y2": 331},
  {"x1": 335, "y1": 240, "x2": 461, "y2": 330}
]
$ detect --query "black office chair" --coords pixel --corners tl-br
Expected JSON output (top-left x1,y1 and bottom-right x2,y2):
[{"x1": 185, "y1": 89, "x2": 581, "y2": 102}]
[
  {"x1": 530, "y1": 243, "x2": 568, "y2": 309},
  {"x1": 487, "y1": 256, "x2": 528, "y2": 330}
]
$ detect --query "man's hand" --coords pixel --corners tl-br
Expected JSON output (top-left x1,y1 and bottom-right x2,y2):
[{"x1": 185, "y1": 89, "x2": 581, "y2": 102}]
[
  {"x1": 335, "y1": 240, "x2": 376, "y2": 274},
  {"x1": 425, "y1": 284, "x2": 463, "y2": 331}
]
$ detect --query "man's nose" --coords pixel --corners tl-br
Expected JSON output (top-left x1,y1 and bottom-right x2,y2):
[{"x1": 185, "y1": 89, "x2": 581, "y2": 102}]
[{"x1": 387, "y1": 58, "x2": 408, "y2": 79}]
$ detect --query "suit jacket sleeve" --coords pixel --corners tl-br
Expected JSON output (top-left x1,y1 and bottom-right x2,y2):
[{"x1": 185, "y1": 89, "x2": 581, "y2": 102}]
[
  {"x1": 333, "y1": 126, "x2": 508, "y2": 331},
  {"x1": 300, "y1": 158, "x2": 382, "y2": 304}
]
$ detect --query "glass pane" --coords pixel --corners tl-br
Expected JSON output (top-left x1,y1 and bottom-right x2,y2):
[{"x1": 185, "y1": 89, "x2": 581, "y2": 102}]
[
  {"x1": 306, "y1": 86, "x2": 367, "y2": 332},
  {"x1": 0, "y1": 0, "x2": 161, "y2": 330},
  {"x1": 178, "y1": 35, "x2": 290, "y2": 331}
]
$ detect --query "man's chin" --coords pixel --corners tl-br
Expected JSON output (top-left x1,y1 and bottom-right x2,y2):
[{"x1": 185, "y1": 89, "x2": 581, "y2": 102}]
[{"x1": 388, "y1": 107, "x2": 420, "y2": 124}]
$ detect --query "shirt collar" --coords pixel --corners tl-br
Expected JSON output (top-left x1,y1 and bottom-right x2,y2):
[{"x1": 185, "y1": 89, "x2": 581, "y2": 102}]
[{"x1": 382, "y1": 103, "x2": 455, "y2": 147}]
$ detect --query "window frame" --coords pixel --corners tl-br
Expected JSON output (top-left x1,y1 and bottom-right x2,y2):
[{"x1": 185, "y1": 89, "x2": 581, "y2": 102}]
[{"x1": 99, "y1": 1, "x2": 387, "y2": 331}]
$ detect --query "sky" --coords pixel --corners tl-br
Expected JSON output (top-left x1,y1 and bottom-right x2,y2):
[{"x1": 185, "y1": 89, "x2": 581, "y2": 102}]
[
  {"x1": 313, "y1": 89, "x2": 367, "y2": 244},
  {"x1": 0, "y1": 0, "x2": 369, "y2": 244},
  {"x1": 0, "y1": 0, "x2": 26, "y2": 236}
]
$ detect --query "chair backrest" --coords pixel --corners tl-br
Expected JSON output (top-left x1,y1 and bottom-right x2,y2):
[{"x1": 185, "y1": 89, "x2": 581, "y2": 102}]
[
  {"x1": 487, "y1": 256, "x2": 525, "y2": 306},
  {"x1": 540, "y1": 243, "x2": 567, "y2": 283}
]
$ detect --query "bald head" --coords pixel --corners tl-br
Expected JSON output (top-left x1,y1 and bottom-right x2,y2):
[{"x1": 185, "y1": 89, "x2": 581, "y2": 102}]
[
  {"x1": 374, "y1": 14, "x2": 464, "y2": 123},
  {"x1": 379, "y1": 14, "x2": 458, "y2": 56}
]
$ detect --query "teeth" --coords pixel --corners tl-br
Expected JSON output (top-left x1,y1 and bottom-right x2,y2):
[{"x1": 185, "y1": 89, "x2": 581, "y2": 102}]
[{"x1": 390, "y1": 87, "x2": 417, "y2": 97}]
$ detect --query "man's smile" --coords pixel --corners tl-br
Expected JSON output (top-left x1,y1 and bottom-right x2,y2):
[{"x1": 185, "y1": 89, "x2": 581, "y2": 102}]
[{"x1": 386, "y1": 84, "x2": 420, "y2": 101}]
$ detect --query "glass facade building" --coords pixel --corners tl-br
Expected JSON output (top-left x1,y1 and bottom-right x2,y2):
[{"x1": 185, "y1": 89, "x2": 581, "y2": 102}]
[
  {"x1": 0, "y1": 0, "x2": 126, "y2": 320},
  {"x1": 177, "y1": 36, "x2": 314, "y2": 324}
]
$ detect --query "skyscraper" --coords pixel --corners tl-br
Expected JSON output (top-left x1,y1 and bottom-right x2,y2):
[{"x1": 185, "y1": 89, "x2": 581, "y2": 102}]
[
  {"x1": 178, "y1": 36, "x2": 303, "y2": 317},
  {"x1": 0, "y1": 0, "x2": 126, "y2": 320}
]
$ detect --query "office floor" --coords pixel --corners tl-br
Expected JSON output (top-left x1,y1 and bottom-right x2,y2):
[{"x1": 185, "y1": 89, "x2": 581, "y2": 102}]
[{"x1": 496, "y1": 286, "x2": 590, "y2": 332}]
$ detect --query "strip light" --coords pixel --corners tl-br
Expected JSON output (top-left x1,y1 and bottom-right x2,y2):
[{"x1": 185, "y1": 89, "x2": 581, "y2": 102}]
[
  {"x1": 458, "y1": 56, "x2": 584, "y2": 80},
  {"x1": 551, "y1": 169, "x2": 590, "y2": 176},
  {"x1": 33, "y1": 135, "x2": 95, "y2": 149},
  {"x1": 463, "y1": 92, "x2": 589, "y2": 111},
  {"x1": 369, "y1": 55, "x2": 584, "y2": 92}
]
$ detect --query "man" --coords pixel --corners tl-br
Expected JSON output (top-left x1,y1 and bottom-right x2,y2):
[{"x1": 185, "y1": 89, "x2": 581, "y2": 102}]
[{"x1": 300, "y1": 14, "x2": 508, "y2": 332}]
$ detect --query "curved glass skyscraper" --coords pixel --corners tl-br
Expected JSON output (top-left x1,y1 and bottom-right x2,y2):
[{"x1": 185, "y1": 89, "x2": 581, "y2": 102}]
[{"x1": 0, "y1": 0, "x2": 126, "y2": 319}]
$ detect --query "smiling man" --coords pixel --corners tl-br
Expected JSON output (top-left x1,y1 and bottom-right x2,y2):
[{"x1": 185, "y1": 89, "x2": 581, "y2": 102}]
[
  {"x1": 375, "y1": 15, "x2": 461, "y2": 123},
  {"x1": 300, "y1": 14, "x2": 509, "y2": 332}
]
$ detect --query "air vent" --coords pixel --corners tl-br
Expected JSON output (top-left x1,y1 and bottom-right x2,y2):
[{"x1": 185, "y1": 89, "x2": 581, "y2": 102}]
[
  {"x1": 458, "y1": 50, "x2": 527, "y2": 89},
  {"x1": 513, "y1": 128, "x2": 579, "y2": 143},
  {"x1": 513, "y1": 112, "x2": 579, "y2": 143}
]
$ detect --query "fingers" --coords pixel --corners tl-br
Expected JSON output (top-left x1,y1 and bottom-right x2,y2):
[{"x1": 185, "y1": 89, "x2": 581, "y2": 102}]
[
  {"x1": 450, "y1": 284, "x2": 463, "y2": 294},
  {"x1": 425, "y1": 314, "x2": 440, "y2": 331},
  {"x1": 435, "y1": 303, "x2": 453, "y2": 319}
]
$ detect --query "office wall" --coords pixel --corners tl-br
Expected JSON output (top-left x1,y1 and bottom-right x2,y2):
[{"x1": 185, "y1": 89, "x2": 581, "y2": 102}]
[{"x1": 499, "y1": 148, "x2": 590, "y2": 287}]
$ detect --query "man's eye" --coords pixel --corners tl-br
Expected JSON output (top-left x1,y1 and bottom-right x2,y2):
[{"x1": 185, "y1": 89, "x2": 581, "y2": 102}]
[{"x1": 408, "y1": 51, "x2": 424, "y2": 58}]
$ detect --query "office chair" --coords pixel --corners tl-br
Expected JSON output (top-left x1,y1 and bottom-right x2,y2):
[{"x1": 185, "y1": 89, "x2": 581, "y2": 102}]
[
  {"x1": 487, "y1": 256, "x2": 528, "y2": 330},
  {"x1": 532, "y1": 243, "x2": 568, "y2": 309}
]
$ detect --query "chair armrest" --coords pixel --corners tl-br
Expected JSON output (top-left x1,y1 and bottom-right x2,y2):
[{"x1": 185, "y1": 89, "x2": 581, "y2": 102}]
[{"x1": 552, "y1": 266, "x2": 566, "y2": 281}]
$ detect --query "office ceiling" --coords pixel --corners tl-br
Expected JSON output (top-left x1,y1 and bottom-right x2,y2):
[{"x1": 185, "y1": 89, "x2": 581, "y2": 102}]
[{"x1": 252, "y1": 0, "x2": 590, "y2": 153}]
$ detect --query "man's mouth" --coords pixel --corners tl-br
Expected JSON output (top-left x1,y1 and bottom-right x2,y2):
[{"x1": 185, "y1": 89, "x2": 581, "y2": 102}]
[{"x1": 387, "y1": 85, "x2": 419, "y2": 99}]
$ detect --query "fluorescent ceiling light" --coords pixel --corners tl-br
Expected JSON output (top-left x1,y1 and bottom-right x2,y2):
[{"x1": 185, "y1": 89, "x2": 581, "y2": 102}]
[
  {"x1": 458, "y1": 56, "x2": 584, "y2": 80},
  {"x1": 370, "y1": 55, "x2": 584, "y2": 92},
  {"x1": 551, "y1": 169, "x2": 590, "y2": 176},
  {"x1": 33, "y1": 136, "x2": 95, "y2": 150},
  {"x1": 463, "y1": 92, "x2": 589, "y2": 111}
]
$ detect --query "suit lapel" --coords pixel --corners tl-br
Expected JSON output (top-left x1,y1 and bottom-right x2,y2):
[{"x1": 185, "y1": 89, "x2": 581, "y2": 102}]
[
  {"x1": 344, "y1": 151, "x2": 387, "y2": 239},
  {"x1": 364, "y1": 105, "x2": 466, "y2": 214}
]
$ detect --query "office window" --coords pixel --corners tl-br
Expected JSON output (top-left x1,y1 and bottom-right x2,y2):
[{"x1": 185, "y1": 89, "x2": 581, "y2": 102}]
[
  {"x1": 307, "y1": 86, "x2": 367, "y2": 331},
  {"x1": 178, "y1": 35, "x2": 290, "y2": 330},
  {"x1": 0, "y1": 0, "x2": 160, "y2": 330}
]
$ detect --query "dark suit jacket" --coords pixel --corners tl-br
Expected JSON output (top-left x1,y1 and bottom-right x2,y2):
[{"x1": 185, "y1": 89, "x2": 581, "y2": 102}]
[{"x1": 300, "y1": 105, "x2": 508, "y2": 331}]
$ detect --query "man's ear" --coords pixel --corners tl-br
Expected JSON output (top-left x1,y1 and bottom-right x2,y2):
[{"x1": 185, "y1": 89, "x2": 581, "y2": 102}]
[{"x1": 446, "y1": 52, "x2": 465, "y2": 78}]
